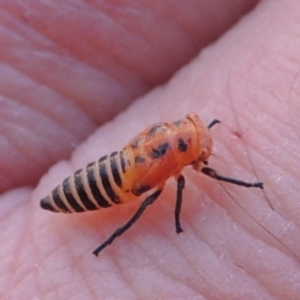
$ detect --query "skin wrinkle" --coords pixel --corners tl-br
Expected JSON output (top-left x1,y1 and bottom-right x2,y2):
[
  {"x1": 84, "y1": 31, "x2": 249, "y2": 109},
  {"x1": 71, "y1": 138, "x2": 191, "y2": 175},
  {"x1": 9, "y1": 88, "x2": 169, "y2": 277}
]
[
  {"x1": 83, "y1": 5, "x2": 165, "y2": 71},
  {"x1": 244, "y1": 119, "x2": 300, "y2": 158},
  {"x1": 191, "y1": 173, "x2": 288, "y2": 262},
  {"x1": 131, "y1": 226, "x2": 197, "y2": 293},
  {"x1": 176, "y1": 183, "x2": 251, "y2": 296},
  {"x1": 0, "y1": 12, "x2": 139, "y2": 119},
  {"x1": 31, "y1": 223, "x2": 59, "y2": 299},
  {"x1": 130, "y1": 192, "x2": 223, "y2": 297},
  {"x1": 130, "y1": 241, "x2": 202, "y2": 298},
  {"x1": 40, "y1": 245, "x2": 74, "y2": 295},
  {"x1": 137, "y1": 234, "x2": 214, "y2": 297},
  {"x1": 63, "y1": 251, "x2": 97, "y2": 300},
  {"x1": 0, "y1": 88, "x2": 92, "y2": 141},
  {"x1": 109, "y1": 239, "x2": 141, "y2": 299},
  {"x1": 85, "y1": 210, "x2": 138, "y2": 297},
  {"x1": 98, "y1": 215, "x2": 152, "y2": 298},
  {"x1": 238, "y1": 248, "x2": 298, "y2": 299},
  {"x1": 288, "y1": 80, "x2": 300, "y2": 144},
  {"x1": 141, "y1": 197, "x2": 265, "y2": 299},
  {"x1": 234, "y1": 117, "x2": 299, "y2": 155},
  {"x1": 88, "y1": 254, "x2": 137, "y2": 299},
  {"x1": 154, "y1": 9, "x2": 198, "y2": 51},
  {"x1": 201, "y1": 176, "x2": 296, "y2": 260},
  {"x1": 0, "y1": 107, "x2": 81, "y2": 155},
  {"x1": 221, "y1": 136, "x2": 275, "y2": 175},
  {"x1": 114, "y1": 204, "x2": 171, "y2": 299},
  {"x1": 11, "y1": 0, "x2": 192, "y2": 86},
  {"x1": 7, "y1": 210, "x2": 32, "y2": 295},
  {"x1": 220, "y1": 182, "x2": 300, "y2": 264},
  {"x1": 226, "y1": 98, "x2": 297, "y2": 142},
  {"x1": 0, "y1": 119, "x2": 51, "y2": 171},
  {"x1": 248, "y1": 134, "x2": 300, "y2": 179},
  {"x1": 213, "y1": 179, "x2": 273, "y2": 238},
  {"x1": 0, "y1": 123, "x2": 34, "y2": 184},
  {"x1": 36, "y1": 261, "x2": 58, "y2": 298},
  {"x1": 216, "y1": 134, "x2": 266, "y2": 174},
  {"x1": 232, "y1": 266, "x2": 275, "y2": 300},
  {"x1": 102, "y1": 2, "x2": 197, "y2": 58},
  {"x1": 32, "y1": 262, "x2": 42, "y2": 300},
  {"x1": 225, "y1": 55, "x2": 277, "y2": 214},
  {"x1": 8, "y1": 2, "x2": 152, "y2": 86},
  {"x1": 84, "y1": 29, "x2": 160, "y2": 86},
  {"x1": 0, "y1": 65, "x2": 93, "y2": 136},
  {"x1": 0, "y1": 120, "x2": 51, "y2": 169},
  {"x1": 0, "y1": 66, "x2": 92, "y2": 133},
  {"x1": 226, "y1": 86, "x2": 298, "y2": 149},
  {"x1": 78, "y1": 267, "x2": 99, "y2": 300},
  {"x1": 227, "y1": 130, "x2": 300, "y2": 186},
  {"x1": 9, "y1": 268, "x2": 34, "y2": 299},
  {"x1": 186, "y1": 207, "x2": 274, "y2": 298},
  {"x1": 0, "y1": 11, "x2": 57, "y2": 50},
  {"x1": 98, "y1": 250, "x2": 136, "y2": 294}
]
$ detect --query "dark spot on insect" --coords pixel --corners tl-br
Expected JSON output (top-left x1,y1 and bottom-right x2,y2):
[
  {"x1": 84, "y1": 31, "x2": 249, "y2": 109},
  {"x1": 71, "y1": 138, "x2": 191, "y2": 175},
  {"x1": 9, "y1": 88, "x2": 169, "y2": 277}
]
[
  {"x1": 127, "y1": 159, "x2": 131, "y2": 166},
  {"x1": 134, "y1": 185, "x2": 151, "y2": 196},
  {"x1": 178, "y1": 138, "x2": 188, "y2": 152},
  {"x1": 173, "y1": 120, "x2": 182, "y2": 127},
  {"x1": 151, "y1": 143, "x2": 170, "y2": 159},
  {"x1": 125, "y1": 189, "x2": 130, "y2": 193},
  {"x1": 188, "y1": 138, "x2": 191, "y2": 144},
  {"x1": 131, "y1": 140, "x2": 139, "y2": 148},
  {"x1": 135, "y1": 156, "x2": 146, "y2": 163},
  {"x1": 203, "y1": 161, "x2": 208, "y2": 165}
]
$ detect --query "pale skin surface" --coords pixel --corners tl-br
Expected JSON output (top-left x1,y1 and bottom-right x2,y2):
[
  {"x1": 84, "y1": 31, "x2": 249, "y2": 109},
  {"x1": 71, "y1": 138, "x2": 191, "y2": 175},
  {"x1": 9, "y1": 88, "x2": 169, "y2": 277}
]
[{"x1": 1, "y1": 0, "x2": 300, "y2": 299}]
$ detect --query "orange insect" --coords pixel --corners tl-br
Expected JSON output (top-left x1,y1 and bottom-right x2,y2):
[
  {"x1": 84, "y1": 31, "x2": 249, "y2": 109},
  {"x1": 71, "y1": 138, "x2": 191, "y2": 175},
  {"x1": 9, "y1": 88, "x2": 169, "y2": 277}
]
[{"x1": 40, "y1": 113, "x2": 263, "y2": 256}]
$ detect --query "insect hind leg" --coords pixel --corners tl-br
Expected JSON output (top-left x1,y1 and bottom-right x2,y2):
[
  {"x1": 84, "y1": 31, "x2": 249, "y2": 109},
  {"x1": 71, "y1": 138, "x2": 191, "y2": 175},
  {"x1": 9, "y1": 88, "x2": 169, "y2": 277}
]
[{"x1": 93, "y1": 189, "x2": 163, "y2": 256}]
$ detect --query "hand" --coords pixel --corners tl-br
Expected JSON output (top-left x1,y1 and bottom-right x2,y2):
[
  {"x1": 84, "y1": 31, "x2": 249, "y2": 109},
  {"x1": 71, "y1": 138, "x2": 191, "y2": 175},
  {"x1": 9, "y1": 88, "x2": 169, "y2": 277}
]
[{"x1": 1, "y1": 1, "x2": 299, "y2": 299}]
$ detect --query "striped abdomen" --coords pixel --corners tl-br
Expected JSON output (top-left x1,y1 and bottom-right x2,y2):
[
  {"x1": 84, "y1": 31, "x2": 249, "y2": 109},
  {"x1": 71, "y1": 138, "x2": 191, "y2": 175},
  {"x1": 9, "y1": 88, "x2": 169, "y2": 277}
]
[{"x1": 40, "y1": 151, "x2": 136, "y2": 213}]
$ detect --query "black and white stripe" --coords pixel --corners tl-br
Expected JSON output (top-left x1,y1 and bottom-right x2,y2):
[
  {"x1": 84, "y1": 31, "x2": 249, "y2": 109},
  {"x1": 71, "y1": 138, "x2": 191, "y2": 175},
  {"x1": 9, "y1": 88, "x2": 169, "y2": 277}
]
[{"x1": 40, "y1": 151, "x2": 128, "y2": 213}]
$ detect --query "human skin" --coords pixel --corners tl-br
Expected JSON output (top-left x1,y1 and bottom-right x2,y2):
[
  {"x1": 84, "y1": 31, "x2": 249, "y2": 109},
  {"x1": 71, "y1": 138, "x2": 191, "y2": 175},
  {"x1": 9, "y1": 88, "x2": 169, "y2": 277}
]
[{"x1": 1, "y1": 0, "x2": 300, "y2": 299}]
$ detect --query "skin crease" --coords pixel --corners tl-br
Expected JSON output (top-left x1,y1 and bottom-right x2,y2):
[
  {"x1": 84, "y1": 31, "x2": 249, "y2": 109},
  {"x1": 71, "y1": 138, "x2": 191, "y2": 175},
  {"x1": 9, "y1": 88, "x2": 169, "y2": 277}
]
[{"x1": 1, "y1": 0, "x2": 300, "y2": 299}]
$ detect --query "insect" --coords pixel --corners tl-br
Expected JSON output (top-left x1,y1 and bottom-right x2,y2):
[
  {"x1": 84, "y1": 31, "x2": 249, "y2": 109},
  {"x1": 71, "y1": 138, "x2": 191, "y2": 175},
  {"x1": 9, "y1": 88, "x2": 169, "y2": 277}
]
[{"x1": 40, "y1": 113, "x2": 263, "y2": 256}]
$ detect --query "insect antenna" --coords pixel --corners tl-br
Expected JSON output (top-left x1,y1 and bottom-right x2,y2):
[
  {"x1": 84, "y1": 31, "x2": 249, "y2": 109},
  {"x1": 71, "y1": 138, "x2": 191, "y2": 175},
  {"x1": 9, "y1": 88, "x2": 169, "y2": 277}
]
[{"x1": 208, "y1": 119, "x2": 221, "y2": 129}]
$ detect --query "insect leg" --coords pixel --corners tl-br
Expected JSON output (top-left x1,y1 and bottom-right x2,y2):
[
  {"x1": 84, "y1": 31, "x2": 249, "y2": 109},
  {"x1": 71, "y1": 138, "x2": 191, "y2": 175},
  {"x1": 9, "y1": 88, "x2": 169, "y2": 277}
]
[
  {"x1": 174, "y1": 175, "x2": 185, "y2": 233},
  {"x1": 93, "y1": 189, "x2": 162, "y2": 256},
  {"x1": 201, "y1": 167, "x2": 263, "y2": 189}
]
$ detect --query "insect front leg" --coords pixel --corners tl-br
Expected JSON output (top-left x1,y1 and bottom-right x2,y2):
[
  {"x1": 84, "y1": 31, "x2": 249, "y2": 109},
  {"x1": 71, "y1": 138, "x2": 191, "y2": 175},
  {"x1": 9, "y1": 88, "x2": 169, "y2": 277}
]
[
  {"x1": 174, "y1": 174, "x2": 185, "y2": 234},
  {"x1": 93, "y1": 189, "x2": 163, "y2": 256},
  {"x1": 201, "y1": 167, "x2": 263, "y2": 189}
]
